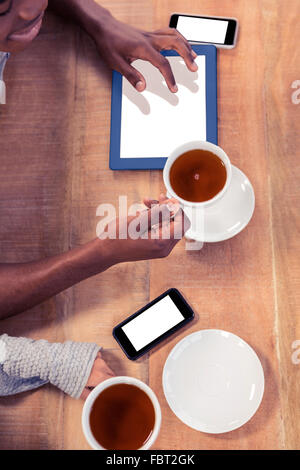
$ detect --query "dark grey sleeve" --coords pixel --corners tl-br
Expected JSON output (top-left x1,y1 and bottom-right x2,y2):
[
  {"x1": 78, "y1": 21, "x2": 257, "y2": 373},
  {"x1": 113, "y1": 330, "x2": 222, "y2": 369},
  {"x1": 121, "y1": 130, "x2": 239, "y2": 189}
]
[{"x1": 0, "y1": 334, "x2": 100, "y2": 398}]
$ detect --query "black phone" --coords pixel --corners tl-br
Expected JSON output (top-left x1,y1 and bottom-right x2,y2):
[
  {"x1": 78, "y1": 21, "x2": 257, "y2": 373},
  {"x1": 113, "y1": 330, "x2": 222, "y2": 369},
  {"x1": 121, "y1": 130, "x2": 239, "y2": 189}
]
[
  {"x1": 113, "y1": 288, "x2": 194, "y2": 360},
  {"x1": 169, "y1": 13, "x2": 238, "y2": 49}
]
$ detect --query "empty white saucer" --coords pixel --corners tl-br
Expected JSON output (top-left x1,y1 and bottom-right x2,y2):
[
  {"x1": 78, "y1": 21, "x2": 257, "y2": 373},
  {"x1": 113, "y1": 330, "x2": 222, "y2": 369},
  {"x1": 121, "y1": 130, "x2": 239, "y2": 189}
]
[
  {"x1": 184, "y1": 165, "x2": 255, "y2": 242},
  {"x1": 162, "y1": 329, "x2": 264, "y2": 434}
]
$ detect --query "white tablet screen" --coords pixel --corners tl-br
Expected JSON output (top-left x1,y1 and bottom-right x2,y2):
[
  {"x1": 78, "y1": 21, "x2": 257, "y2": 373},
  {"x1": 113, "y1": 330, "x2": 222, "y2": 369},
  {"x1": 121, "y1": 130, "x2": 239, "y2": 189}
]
[{"x1": 120, "y1": 55, "x2": 206, "y2": 159}]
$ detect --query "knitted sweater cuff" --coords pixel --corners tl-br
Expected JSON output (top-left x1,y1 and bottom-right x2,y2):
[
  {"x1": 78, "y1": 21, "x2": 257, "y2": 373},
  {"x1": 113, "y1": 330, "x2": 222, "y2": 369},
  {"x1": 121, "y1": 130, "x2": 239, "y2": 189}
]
[{"x1": 1, "y1": 334, "x2": 100, "y2": 399}]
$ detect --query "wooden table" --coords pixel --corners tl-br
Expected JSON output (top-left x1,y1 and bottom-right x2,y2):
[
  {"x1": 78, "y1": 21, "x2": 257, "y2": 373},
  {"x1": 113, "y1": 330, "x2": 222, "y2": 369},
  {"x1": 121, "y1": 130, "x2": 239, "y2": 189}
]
[{"x1": 0, "y1": 0, "x2": 299, "y2": 450}]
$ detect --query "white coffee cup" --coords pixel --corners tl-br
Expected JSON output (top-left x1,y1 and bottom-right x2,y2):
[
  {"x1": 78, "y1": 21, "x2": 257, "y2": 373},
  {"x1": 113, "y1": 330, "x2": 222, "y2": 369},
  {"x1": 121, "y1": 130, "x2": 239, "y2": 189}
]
[
  {"x1": 81, "y1": 376, "x2": 162, "y2": 450},
  {"x1": 163, "y1": 140, "x2": 232, "y2": 208}
]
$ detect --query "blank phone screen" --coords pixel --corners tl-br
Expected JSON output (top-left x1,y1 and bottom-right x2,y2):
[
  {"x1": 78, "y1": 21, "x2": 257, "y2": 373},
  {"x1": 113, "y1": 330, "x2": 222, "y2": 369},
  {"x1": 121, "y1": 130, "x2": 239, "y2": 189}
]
[
  {"x1": 121, "y1": 295, "x2": 185, "y2": 351},
  {"x1": 177, "y1": 16, "x2": 229, "y2": 44}
]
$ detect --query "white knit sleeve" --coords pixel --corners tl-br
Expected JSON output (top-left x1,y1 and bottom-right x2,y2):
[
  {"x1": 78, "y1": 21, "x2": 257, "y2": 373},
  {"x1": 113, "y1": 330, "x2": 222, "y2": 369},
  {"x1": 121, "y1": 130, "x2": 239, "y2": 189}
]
[{"x1": 0, "y1": 334, "x2": 100, "y2": 398}]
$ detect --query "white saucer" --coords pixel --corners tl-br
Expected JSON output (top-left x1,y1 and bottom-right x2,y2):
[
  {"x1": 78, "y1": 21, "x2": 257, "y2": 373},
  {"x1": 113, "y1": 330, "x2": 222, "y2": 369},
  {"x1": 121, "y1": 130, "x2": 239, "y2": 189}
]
[
  {"x1": 162, "y1": 329, "x2": 264, "y2": 434},
  {"x1": 183, "y1": 166, "x2": 255, "y2": 243}
]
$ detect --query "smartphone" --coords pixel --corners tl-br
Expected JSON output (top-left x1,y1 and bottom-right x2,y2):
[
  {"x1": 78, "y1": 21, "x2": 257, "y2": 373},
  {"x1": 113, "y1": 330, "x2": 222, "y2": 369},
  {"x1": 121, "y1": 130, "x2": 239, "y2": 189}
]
[
  {"x1": 169, "y1": 13, "x2": 238, "y2": 49},
  {"x1": 113, "y1": 288, "x2": 194, "y2": 360}
]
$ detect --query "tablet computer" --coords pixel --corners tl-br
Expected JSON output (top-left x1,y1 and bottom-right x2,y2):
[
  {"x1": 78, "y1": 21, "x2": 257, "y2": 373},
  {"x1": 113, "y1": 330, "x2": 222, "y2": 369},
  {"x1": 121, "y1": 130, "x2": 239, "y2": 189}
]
[{"x1": 109, "y1": 44, "x2": 217, "y2": 170}]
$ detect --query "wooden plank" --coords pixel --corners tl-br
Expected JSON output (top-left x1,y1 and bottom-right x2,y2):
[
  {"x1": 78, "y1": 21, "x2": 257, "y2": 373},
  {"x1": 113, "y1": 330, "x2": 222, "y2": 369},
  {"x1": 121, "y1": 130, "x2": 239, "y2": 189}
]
[
  {"x1": 0, "y1": 12, "x2": 76, "y2": 450},
  {"x1": 262, "y1": 0, "x2": 300, "y2": 450},
  {"x1": 61, "y1": 0, "x2": 154, "y2": 450},
  {"x1": 149, "y1": 0, "x2": 282, "y2": 450}
]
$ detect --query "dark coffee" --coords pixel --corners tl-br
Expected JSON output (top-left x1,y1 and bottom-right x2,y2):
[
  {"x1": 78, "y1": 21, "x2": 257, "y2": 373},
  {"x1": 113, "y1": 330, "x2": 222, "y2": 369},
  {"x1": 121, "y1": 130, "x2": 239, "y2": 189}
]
[
  {"x1": 89, "y1": 383, "x2": 155, "y2": 450},
  {"x1": 169, "y1": 149, "x2": 227, "y2": 202}
]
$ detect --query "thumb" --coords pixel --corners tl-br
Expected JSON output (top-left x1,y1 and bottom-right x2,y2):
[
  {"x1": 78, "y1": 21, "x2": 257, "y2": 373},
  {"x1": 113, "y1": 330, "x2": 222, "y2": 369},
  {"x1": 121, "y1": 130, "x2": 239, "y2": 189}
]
[
  {"x1": 143, "y1": 197, "x2": 159, "y2": 208},
  {"x1": 119, "y1": 58, "x2": 146, "y2": 92},
  {"x1": 80, "y1": 386, "x2": 92, "y2": 400}
]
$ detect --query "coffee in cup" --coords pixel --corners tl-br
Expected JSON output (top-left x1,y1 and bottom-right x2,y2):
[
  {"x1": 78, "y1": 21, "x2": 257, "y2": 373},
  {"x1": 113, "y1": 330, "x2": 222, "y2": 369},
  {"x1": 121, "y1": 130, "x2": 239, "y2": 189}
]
[
  {"x1": 163, "y1": 141, "x2": 232, "y2": 208},
  {"x1": 163, "y1": 141, "x2": 233, "y2": 242},
  {"x1": 82, "y1": 377, "x2": 161, "y2": 450},
  {"x1": 169, "y1": 149, "x2": 227, "y2": 203}
]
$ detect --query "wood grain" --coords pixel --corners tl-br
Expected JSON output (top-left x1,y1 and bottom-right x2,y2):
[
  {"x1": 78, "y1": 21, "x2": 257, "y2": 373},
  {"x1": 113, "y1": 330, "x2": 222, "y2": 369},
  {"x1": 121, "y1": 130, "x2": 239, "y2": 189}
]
[
  {"x1": 149, "y1": 0, "x2": 281, "y2": 450},
  {"x1": 0, "y1": 0, "x2": 299, "y2": 450},
  {"x1": 262, "y1": 0, "x2": 300, "y2": 450}
]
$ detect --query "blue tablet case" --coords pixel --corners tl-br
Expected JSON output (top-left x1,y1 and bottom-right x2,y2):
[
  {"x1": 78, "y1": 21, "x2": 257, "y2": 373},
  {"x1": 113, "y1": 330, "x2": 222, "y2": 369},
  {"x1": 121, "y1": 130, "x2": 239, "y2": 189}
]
[{"x1": 109, "y1": 44, "x2": 217, "y2": 170}]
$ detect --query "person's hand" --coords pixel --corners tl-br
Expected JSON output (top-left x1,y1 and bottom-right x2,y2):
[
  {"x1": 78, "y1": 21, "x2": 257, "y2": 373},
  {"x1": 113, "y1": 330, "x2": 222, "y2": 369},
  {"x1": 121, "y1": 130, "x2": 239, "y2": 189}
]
[
  {"x1": 90, "y1": 13, "x2": 198, "y2": 93},
  {"x1": 98, "y1": 195, "x2": 190, "y2": 265},
  {"x1": 80, "y1": 351, "x2": 115, "y2": 400}
]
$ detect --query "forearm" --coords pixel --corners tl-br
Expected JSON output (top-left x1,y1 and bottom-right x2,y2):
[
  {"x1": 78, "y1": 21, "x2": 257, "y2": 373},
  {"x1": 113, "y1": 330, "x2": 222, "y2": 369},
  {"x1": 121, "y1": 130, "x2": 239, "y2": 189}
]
[
  {"x1": 48, "y1": 0, "x2": 113, "y2": 36},
  {"x1": 0, "y1": 238, "x2": 113, "y2": 320}
]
